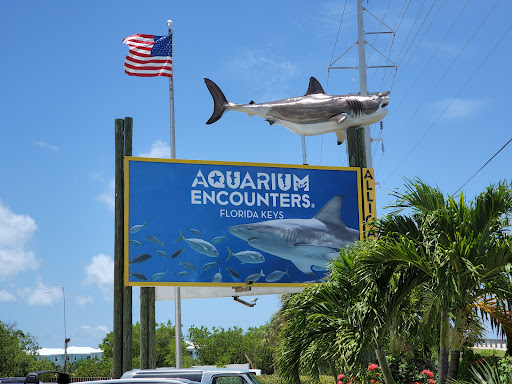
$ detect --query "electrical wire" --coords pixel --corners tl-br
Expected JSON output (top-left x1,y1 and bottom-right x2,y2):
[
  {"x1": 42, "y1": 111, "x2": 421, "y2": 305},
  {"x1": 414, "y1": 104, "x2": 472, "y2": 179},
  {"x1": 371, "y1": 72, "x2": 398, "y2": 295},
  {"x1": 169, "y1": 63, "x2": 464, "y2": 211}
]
[
  {"x1": 381, "y1": 0, "x2": 434, "y2": 90},
  {"x1": 323, "y1": 0, "x2": 349, "y2": 166},
  {"x1": 381, "y1": 20, "x2": 512, "y2": 187},
  {"x1": 376, "y1": 0, "x2": 411, "y2": 90},
  {"x1": 388, "y1": 0, "x2": 501, "y2": 145},
  {"x1": 391, "y1": 0, "x2": 428, "y2": 70},
  {"x1": 329, "y1": 0, "x2": 348, "y2": 65},
  {"x1": 392, "y1": 0, "x2": 471, "y2": 113},
  {"x1": 391, "y1": 0, "x2": 446, "y2": 88},
  {"x1": 326, "y1": 0, "x2": 348, "y2": 90},
  {"x1": 366, "y1": 0, "x2": 393, "y2": 65},
  {"x1": 452, "y1": 138, "x2": 512, "y2": 197},
  {"x1": 396, "y1": 0, "x2": 437, "y2": 69}
]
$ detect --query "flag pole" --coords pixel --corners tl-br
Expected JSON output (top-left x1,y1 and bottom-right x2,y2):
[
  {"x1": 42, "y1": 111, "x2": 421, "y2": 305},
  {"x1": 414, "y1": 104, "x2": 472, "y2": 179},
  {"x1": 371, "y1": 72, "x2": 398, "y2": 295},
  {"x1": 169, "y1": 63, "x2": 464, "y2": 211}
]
[
  {"x1": 301, "y1": 135, "x2": 307, "y2": 165},
  {"x1": 168, "y1": 20, "x2": 176, "y2": 159},
  {"x1": 167, "y1": 19, "x2": 183, "y2": 369}
]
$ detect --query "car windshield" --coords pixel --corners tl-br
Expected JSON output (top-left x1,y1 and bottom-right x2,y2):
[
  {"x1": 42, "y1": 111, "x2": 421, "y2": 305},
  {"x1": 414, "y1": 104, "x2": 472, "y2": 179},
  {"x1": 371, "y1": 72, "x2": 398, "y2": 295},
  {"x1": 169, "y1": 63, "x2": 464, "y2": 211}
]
[{"x1": 246, "y1": 374, "x2": 261, "y2": 384}]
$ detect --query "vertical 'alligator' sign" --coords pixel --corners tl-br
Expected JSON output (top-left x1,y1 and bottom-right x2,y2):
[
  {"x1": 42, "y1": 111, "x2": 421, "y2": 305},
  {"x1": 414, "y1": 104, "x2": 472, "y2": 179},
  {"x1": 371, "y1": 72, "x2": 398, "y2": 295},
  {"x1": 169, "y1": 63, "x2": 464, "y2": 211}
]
[{"x1": 124, "y1": 158, "x2": 367, "y2": 287}]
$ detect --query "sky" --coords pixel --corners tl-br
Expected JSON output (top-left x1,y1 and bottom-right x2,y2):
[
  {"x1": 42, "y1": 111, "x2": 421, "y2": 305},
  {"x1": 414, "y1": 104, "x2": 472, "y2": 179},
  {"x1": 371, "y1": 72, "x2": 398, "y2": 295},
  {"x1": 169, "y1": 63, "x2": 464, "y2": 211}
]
[{"x1": 1, "y1": 0, "x2": 511, "y2": 351}]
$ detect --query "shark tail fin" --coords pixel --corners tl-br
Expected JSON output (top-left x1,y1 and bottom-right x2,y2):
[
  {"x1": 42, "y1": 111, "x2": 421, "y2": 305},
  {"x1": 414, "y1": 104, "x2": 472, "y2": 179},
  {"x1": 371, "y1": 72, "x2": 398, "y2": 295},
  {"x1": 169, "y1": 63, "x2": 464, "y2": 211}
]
[{"x1": 205, "y1": 78, "x2": 228, "y2": 124}]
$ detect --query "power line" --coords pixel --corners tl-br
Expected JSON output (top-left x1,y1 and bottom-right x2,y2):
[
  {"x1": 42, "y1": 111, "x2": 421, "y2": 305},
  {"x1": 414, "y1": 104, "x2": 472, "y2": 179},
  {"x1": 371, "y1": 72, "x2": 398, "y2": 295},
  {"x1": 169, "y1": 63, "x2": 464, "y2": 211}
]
[
  {"x1": 388, "y1": 0, "x2": 501, "y2": 145},
  {"x1": 377, "y1": 0, "x2": 411, "y2": 89},
  {"x1": 326, "y1": 0, "x2": 349, "y2": 89},
  {"x1": 366, "y1": 0, "x2": 393, "y2": 65},
  {"x1": 392, "y1": 0, "x2": 471, "y2": 113},
  {"x1": 381, "y1": 19, "x2": 512, "y2": 187},
  {"x1": 390, "y1": 0, "x2": 428, "y2": 71},
  {"x1": 452, "y1": 138, "x2": 512, "y2": 197},
  {"x1": 389, "y1": 0, "x2": 443, "y2": 89}
]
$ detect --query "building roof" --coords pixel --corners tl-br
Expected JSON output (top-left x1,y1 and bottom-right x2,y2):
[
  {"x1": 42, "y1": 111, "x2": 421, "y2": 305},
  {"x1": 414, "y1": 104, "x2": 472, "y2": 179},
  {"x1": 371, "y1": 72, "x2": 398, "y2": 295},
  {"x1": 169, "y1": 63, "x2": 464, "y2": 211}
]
[{"x1": 37, "y1": 347, "x2": 103, "y2": 356}]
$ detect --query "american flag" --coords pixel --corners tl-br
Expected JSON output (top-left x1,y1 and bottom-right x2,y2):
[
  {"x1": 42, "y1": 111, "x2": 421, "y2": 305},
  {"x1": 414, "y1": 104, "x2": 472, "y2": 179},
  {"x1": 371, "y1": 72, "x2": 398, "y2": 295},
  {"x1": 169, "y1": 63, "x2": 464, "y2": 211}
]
[{"x1": 122, "y1": 34, "x2": 172, "y2": 77}]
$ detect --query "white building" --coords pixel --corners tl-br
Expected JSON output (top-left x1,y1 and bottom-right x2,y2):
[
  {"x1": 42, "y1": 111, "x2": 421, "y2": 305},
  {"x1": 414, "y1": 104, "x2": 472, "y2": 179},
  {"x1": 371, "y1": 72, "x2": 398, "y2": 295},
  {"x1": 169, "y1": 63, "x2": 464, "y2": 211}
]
[{"x1": 37, "y1": 347, "x2": 103, "y2": 366}]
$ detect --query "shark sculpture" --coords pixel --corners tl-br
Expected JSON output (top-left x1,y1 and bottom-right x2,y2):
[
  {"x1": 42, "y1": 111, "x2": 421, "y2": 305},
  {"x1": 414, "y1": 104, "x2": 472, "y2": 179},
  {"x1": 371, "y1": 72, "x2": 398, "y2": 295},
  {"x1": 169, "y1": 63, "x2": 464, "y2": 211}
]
[
  {"x1": 205, "y1": 77, "x2": 389, "y2": 144},
  {"x1": 227, "y1": 195, "x2": 359, "y2": 275}
]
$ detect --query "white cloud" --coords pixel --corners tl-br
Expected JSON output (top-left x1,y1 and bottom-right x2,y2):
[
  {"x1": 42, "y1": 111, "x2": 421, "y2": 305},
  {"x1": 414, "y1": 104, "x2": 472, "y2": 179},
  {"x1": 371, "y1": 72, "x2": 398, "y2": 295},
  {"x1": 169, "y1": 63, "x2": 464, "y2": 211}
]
[
  {"x1": 0, "y1": 201, "x2": 39, "y2": 281},
  {"x1": 95, "y1": 140, "x2": 171, "y2": 212},
  {"x1": 22, "y1": 283, "x2": 63, "y2": 306},
  {"x1": 77, "y1": 324, "x2": 110, "y2": 343},
  {"x1": 34, "y1": 141, "x2": 59, "y2": 152},
  {"x1": 318, "y1": 1, "x2": 356, "y2": 31},
  {"x1": 432, "y1": 98, "x2": 489, "y2": 120},
  {"x1": 137, "y1": 140, "x2": 171, "y2": 159},
  {"x1": 84, "y1": 254, "x2": 114, "y2": 301},
  {"x1": 0, "y1": 289, "x2": 16, "y2": 302},
  {"x1": 228, "y1": 51, "x2": 298, "y2": 100},
  {"x1": 97, "y1": 179, "x2": 115, "y2": 211},
  {"x1": 76, "y1": 295, "x2": 94, "y2": 307},
  {"x1": 81, "y1": 324, "x2": 109, "y2": 333}
]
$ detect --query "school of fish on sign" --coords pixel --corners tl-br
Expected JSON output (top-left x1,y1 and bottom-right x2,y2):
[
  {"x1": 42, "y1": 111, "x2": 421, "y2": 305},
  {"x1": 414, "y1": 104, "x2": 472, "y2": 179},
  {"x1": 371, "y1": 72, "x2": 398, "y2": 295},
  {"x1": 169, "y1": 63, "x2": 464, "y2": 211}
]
[{"x1": 128, "y1": 222, "x2": 290, "y2": 284}]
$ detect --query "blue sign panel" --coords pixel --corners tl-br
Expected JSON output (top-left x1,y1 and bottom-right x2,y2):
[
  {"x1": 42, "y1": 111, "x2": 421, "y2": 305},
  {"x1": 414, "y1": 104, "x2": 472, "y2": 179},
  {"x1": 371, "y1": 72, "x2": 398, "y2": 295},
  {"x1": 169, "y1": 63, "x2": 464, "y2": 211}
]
[{"x1": 125, "y1": 158, "x2": 363, "y2": 287}]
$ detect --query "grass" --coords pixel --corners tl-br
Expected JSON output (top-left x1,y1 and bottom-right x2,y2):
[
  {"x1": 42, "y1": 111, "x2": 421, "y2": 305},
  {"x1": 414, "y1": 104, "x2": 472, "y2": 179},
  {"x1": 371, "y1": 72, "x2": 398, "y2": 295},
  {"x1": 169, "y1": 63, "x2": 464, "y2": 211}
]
[
  {"x1": 472, "y1": 348, "x2": 507, "y2": 358},
  {"x1": 257, "y1": 374, "x2": 334, "y2": 384}
]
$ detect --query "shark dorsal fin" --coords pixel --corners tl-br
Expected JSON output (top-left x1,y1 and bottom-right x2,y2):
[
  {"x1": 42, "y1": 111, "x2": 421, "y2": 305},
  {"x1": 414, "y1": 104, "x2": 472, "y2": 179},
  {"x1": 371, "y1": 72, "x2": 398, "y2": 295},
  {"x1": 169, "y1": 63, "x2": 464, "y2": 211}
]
[
  {"x1": 314, "y1": 195, "x2": 345, "y2": 226},
  {"x1": 304, "y1": 77, "x2": 326, "y2": 96}
]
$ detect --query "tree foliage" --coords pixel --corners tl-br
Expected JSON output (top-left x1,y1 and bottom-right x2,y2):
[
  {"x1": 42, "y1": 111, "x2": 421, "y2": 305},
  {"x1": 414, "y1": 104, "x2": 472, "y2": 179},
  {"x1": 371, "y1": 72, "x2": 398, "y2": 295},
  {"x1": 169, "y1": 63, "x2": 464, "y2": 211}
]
[
  {"x1": 67, "y1": 357, "x2": 112, "y2": 377},
  {"x1": 100, "y1": 321, "x2": 194, "y2": 369},
  {"x1": 276, "y1": 179, "x2": 512, "y2": 384},
  {"x1": 0, "y1": 321, "x2": 39, "y2": 377},
  {"x1": 187, "y1": 324, "x2": 275, "y2": 374}
]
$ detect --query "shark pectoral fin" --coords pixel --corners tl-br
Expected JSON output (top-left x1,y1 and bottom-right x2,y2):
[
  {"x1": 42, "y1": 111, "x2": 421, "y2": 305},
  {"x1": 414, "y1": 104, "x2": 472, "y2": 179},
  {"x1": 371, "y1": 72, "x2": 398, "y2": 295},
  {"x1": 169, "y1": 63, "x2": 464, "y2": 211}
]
[
  {"x1": 332, "y1": 113, "x2": 348, "y2": 124},
  {"x1": 336, "y1": 130, "x2": 346, "y2": 145},
  {"x1": 325, "y1": 252, "x2": 340, "y2": 260},
  {"x1": 291, "y1": 260, "x2": 316, "y2": 275},
  {"x1": 266, "y1": 119, "x2": 276, "y2": 125}
]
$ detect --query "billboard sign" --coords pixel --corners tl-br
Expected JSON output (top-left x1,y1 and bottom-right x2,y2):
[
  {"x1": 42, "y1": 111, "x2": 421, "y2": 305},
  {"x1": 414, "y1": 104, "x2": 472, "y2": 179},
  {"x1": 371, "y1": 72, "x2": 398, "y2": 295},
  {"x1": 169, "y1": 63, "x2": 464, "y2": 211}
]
[{"x1": 125, "y1": 158, "x2": 365, "y2": 287}]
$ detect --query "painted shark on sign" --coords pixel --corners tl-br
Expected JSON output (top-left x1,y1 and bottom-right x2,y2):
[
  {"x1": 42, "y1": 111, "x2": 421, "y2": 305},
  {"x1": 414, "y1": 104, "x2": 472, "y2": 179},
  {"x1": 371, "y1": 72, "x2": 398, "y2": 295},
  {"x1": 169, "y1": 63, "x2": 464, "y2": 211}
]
[
  {"x1": 205, "y1": 77, "x2": 389, "y2": 144},
  {"x1": 227, "y1": 195, "x2": 359, "y2": 275}
]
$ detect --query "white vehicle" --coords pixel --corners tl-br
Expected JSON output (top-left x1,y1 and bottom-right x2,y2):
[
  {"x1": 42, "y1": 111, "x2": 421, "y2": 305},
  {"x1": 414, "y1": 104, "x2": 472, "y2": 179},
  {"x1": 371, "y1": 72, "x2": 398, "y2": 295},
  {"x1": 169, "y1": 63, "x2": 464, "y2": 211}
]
[
  {"x1": 24, "y1": 371, "x2": 198, "y2": 384},
  {"x1": 121, "y1": 368, "x2": 262, "y2": 384}
]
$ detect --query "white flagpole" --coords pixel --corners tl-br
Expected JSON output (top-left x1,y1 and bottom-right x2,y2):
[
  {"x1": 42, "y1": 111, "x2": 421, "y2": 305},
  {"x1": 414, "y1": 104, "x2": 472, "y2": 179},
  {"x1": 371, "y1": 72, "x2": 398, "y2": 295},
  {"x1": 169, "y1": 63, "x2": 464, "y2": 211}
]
[
  {"x1": 168, "y1": 21, "x2": 176, "y2": 159},
  {"x1": 167, "y1": 19, "x2": 182, "y2": 369}
]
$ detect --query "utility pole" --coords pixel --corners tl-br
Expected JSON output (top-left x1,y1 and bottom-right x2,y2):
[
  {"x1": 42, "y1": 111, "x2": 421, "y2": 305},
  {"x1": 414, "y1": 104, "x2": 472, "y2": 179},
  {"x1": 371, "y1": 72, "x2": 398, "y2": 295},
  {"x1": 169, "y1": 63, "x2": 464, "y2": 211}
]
[
  {"x1": 330, "y1": 0, "x2": 395, "y2": 168},
  {"x1": 347, "y1": 0, "x2": 371, "y2": 168},
  {"x1": 345, "y1": 0, "x2": 369, "y2": 168},
  {"x1": 357, "y1": 0, "x2": 372, "y2": 168}
]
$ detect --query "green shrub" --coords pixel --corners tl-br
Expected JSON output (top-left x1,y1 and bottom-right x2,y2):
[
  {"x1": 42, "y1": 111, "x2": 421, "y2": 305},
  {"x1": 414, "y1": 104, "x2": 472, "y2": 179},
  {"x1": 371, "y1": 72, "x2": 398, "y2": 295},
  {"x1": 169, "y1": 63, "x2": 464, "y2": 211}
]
[{"x1": 497, "y1": 357, "x2": 512, "y2": 382}]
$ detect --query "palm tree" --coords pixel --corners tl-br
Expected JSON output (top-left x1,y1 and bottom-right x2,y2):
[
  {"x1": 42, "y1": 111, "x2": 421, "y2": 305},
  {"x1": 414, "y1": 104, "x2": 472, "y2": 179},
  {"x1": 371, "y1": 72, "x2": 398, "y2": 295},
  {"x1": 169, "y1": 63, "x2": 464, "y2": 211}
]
[
  {"x1": 363, "y1": 179, "x2": 512, "y2": 383},
  {"x1": 278, "y1": 241, "x2": 429, "y2": 384},
  {"x1": 278, "y1": 250, "x2": 359, "y2": 384}
]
